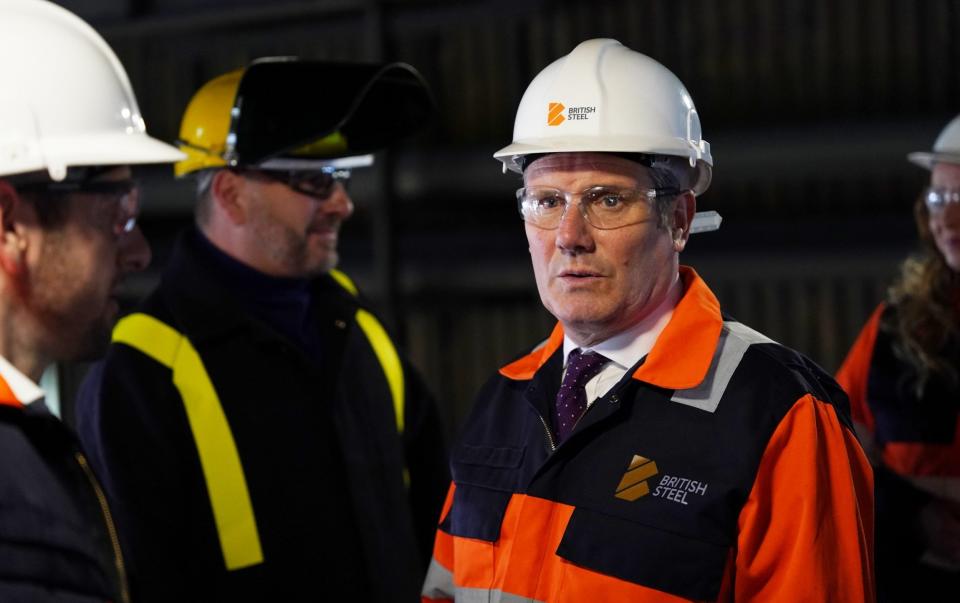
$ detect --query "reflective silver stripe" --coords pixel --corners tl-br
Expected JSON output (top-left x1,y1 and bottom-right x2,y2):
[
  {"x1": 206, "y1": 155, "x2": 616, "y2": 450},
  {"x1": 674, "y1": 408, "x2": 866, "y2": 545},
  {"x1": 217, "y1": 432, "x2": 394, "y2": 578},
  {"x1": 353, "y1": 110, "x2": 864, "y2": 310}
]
[
  {"x1": 455, "y1": 588, "x2": 544, "y2": 603},
  {"x1": 670, "y1": 320, "x2": 774, "y2": 413},
  {"x1": 421, "y1": 557, "x2": 455, "y2": 600}
]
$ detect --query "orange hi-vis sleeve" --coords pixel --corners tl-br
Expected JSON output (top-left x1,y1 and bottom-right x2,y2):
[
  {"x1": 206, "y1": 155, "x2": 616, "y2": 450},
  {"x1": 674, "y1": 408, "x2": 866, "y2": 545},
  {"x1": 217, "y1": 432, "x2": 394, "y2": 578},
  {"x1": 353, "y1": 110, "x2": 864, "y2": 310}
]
[{"x1": 733, "y1": 394, "x2": 875, "y2": 602}]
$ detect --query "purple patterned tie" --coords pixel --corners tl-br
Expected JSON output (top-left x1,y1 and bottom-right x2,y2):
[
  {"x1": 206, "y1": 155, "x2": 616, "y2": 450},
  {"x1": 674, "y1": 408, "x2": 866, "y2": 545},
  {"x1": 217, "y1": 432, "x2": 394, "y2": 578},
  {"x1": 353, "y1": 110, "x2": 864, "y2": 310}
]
[{"x1": 554, "y1": 349, "x2": 609, "y2": 444}]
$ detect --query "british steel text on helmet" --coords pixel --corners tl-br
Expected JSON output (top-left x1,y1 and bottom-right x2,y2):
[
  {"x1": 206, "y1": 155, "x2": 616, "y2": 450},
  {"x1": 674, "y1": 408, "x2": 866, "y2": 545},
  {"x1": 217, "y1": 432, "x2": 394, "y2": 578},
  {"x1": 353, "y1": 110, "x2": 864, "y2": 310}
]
[{"x1": 547, "y1": 102, "x2": 596, "y2": 126}]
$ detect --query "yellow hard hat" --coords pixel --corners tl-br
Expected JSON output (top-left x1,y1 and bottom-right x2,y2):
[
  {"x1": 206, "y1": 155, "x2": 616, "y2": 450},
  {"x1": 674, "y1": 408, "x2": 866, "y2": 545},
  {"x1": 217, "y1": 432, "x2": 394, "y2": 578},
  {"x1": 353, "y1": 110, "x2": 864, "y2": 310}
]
[
  {"x1": 175, "y1": 57, "x2": 435, "y2": 178},
  {"x1": 175, "y1": 70, "x2": 242, "y2": 177}
]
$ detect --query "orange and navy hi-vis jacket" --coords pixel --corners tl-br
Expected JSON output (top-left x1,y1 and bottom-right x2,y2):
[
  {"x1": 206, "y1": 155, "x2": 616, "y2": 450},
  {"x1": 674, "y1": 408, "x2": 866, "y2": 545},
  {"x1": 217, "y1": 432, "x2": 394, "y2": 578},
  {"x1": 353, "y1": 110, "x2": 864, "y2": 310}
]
[
  {"x1": 0, "y1": 366, "x2": 128, "y2": 601},
  {"x1": 837, "y1": 302, "x2": 960, "y2": 486},
  {"x1": 837, "y1": 303, "x2": 960, "y2": 589},
  {"x1": 424, "y1": 267, "x2": 875, "y2": 602}
]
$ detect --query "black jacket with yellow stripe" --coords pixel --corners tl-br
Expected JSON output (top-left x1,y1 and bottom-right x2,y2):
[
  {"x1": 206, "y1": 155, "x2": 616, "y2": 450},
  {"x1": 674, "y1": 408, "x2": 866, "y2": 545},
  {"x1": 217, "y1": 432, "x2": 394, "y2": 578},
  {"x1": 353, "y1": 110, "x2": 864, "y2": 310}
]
[{"x1": 75, "y1": 228, "x2": 448, "y2": 602}]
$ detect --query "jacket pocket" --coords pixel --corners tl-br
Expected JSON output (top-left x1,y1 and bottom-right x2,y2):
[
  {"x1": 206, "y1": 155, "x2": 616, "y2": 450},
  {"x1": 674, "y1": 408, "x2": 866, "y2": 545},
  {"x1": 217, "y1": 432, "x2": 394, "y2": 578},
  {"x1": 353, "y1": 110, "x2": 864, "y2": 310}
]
[
  {"x1": 556, "y1": 506, "x2": 729, "y2": 601},
  {"x1": 441, "y1": 444, "x2": 524, "y2": 542}
]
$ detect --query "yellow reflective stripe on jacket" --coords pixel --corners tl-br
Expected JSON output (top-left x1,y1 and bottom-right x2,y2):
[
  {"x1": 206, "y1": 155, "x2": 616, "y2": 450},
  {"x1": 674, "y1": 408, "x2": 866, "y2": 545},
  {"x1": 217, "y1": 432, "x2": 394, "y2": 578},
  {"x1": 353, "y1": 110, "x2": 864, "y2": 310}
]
[
  {"x1": 330, "y1": 269, "x2": 404, "y2": 434},
  {"x1": 112, "y1": 313, "x2": 263, "y2": 571},
  {"x1": 329, "y1": 268, "x2": 359, "y2": 296},
  {"x1": 355, "y1": 309, "x2": 405, "y2": 433}
]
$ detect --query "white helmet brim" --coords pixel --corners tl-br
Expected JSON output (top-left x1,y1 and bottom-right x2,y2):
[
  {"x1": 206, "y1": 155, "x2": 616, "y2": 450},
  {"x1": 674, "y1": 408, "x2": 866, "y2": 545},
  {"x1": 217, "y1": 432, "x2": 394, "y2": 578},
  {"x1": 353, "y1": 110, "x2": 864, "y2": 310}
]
[{"x1": 906, "y1": 151, "x2": 960, "y2": 171}]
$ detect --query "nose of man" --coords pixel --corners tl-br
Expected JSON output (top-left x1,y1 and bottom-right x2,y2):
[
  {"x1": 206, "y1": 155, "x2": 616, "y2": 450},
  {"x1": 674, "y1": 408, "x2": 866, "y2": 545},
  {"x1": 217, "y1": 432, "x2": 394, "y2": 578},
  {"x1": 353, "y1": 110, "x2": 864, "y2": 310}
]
[
  {"x1": 322, "y1": 184, "x2": 355, "y2": 221},
  {"x1": 554, "y1": 203, "x2": 595, "y2": 254}
]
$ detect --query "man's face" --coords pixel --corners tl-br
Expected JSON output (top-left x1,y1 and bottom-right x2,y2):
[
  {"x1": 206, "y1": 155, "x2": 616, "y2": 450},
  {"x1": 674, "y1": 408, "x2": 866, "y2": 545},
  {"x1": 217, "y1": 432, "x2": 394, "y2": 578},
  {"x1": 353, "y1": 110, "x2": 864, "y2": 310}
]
[
  {"x1": 240, "y1": 173, "x2": 354, "y2": 278},
  {"x1": 27, "y1": 166, "x2": 151, "y2": 361},
  {"x1": 929, "y1": 162, "x2": 960, "y2": 271},
  {"x1": 524, "y1": 153, "x2": 692, "y2": 346}
]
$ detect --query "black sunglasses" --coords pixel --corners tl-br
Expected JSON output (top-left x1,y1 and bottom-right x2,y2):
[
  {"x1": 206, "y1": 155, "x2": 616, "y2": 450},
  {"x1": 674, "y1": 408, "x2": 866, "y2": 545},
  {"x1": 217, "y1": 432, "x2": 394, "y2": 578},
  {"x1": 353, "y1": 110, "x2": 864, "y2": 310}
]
[{"x1": 235, "y1": 168, "x2": 351, "y2": 200}]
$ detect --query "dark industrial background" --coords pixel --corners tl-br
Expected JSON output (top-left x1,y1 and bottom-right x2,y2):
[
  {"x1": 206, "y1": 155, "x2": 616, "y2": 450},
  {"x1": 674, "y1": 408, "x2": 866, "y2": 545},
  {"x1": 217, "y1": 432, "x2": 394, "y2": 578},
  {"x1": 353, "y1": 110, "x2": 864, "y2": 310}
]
[{"x1": 51, "y1": 0, "x2": 957, "y2": 440}]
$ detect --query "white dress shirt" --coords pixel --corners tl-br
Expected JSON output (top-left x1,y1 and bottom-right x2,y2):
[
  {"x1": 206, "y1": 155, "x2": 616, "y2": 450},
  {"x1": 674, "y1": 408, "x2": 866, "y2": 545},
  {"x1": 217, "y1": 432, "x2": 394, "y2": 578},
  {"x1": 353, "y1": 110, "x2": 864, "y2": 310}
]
[
  {"x1": 0, "y1": 355, "x2": 45, "y2": 405},
  {"x1": 562, "y1": 276, "x2": 683, "y2": 407}
]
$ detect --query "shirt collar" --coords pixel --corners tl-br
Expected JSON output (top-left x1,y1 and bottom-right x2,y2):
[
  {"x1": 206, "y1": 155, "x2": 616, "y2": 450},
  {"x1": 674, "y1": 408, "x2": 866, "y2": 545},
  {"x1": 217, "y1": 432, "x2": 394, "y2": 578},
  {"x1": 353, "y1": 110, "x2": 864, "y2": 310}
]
[
  {"x1": 500, "y1": 266, "x2": 723, "y2": 390},
  {"x1": 0, "y1": 356, "x2": 45, "y2": 407},
  {"x1": 562, "y1": 275, "x2": 682, "y2": 370}
]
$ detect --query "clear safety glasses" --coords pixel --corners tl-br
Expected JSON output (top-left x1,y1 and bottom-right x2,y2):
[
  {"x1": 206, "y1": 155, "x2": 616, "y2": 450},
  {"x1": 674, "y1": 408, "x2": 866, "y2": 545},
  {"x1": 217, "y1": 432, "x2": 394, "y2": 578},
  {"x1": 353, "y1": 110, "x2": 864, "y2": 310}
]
[
  {"x1": 517, "y1": 185, "x2": 682, "y2": 230},
  {"x1": 923, "y1": 187, "x2": 960, "y2": 212},
  {"x1": 19, "y1": 178, "x2": 141, "y2": 235}
]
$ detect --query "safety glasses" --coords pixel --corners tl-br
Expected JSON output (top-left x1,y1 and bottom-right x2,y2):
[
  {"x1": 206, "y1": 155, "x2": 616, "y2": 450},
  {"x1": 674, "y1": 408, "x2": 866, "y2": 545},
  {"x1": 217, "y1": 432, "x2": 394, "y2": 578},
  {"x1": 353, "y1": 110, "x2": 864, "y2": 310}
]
[
  {"x1": 237, "y1": 167, "x2": 351, "y2": 200},
  {"x1": 17, "y1": 178, "x2": 141, "y2": 235},
  {"x1": 923, "y1": 187, "x2": 960, "y2": 212},
  {"x1": 517, "y1": 185, "x2": 682, "y2": 230}
]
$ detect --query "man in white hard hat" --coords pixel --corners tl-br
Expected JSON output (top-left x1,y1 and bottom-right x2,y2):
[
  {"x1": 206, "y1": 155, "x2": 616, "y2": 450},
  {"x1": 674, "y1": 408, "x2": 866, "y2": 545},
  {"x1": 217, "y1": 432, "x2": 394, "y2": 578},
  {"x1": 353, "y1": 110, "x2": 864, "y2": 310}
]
[
  {"x1": 74, "y1": 58, "x2": 449, "y2": 602},
  {"x1": 0, "y1": 0, "x2": 183, "y2": 601},
  {"x1": 423, "y1": 38, "x2": 874, "y2": 602},
  {"x1": 838, "y1": 114, "x2": 960, "y2": 601}
]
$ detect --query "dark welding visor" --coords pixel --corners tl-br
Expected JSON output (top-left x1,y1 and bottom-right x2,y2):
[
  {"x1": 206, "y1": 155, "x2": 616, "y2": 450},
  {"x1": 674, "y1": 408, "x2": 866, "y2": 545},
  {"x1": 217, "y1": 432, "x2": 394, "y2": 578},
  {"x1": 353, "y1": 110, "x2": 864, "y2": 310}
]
[{"x1": 226, "y1": 58, "x2": 435, "y2": 169}]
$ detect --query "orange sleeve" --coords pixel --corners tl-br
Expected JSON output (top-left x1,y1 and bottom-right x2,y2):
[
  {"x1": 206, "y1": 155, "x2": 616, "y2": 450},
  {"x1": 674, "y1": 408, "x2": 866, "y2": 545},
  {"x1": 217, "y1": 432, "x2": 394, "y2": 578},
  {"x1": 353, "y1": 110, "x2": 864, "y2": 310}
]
[
  {"x1": 836, "y1": 304, "x2": 885, "y2": 432},
  {"x1": 421, "y1": 483, "x2": 456, "y2": 603},
  {"x1": 734, "y1": 395, "x2": 875, "y2": 602}
]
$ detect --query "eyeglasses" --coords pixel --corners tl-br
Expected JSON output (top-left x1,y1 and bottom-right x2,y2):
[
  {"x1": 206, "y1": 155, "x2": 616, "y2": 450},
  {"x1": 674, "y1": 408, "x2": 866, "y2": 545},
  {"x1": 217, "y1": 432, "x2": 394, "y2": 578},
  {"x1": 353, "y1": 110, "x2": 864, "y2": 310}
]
[
  {"x1": 923, "y1": 187, "x2": 960, "y2": 212},
  {"x1": 238, "y1": 167, "x2": 351, "y2": 200},
  {"x1": 18, "y1": 178, "x2": 141, "y2": 235},
  {"x1": 517, "y1": 185, "x2": 682, "y2": 230}
]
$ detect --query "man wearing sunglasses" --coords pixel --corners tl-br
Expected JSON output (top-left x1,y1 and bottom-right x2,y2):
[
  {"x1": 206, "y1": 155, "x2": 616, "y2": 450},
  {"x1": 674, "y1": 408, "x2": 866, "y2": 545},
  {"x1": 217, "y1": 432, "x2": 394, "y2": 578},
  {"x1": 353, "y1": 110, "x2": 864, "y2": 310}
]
[
  {"x1": 75, "y1": 58, "x2": 449, "y2": 602},
  {"x1": 0, "y1": 1, "x2": 183, "y2": 601},
  {"x1": 424, "y1": 39, "x2": 874, "y2": 603}
]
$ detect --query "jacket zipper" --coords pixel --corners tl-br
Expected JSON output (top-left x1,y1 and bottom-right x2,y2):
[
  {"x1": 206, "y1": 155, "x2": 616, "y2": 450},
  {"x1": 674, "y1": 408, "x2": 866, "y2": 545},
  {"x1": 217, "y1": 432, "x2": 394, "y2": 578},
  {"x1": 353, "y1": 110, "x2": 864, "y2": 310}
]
[
  {"x1": 539, "y1": 391, "x2": 616, "y2": 452},
  {"x1": 537, "y1": 413, "x2": 557, "y2": 452},
  {"x1": 75, "y1": 452, "x2": 131, "y2": 603}
]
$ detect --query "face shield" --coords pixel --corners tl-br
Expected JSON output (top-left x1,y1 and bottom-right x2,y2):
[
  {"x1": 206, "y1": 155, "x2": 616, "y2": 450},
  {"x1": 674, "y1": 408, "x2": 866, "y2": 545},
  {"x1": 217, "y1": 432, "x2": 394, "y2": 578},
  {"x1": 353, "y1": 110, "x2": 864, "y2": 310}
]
[{"x1": 225, "y1": 59, "x2": 435, "y2": 171}]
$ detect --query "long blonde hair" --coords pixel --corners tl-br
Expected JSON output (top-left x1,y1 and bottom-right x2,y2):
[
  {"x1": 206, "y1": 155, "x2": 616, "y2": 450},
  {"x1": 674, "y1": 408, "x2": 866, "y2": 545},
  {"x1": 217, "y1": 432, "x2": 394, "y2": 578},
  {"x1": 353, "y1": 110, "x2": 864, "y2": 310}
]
[{"x1": 885, "y1": 195, "x2": 960, "y2": 396}]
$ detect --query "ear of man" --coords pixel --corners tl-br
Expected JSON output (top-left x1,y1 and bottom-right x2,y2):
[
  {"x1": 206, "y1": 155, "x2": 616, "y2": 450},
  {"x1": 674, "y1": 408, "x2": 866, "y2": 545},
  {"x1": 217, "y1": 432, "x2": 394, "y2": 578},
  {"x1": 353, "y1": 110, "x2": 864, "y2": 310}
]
[
  {"x1": 210, "y1": 169, "x2": 250, "y2": 226},
  {"x1": 0, "y1": 180, "x2": 31, "y2": 280},
  {"x1": 671, "y1": 192, "x2": 696, "y2": 252}
]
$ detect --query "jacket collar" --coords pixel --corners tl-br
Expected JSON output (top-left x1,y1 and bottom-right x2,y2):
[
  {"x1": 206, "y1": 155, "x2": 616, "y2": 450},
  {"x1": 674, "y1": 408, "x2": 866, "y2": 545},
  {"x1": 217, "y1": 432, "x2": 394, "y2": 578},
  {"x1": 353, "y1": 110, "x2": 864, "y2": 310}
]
[
  {"x1": 0, "y1": 375, "x2": 18, "y2": 408},
  {"x1": 160, "y1": 227, "x2": 251, "y2": 340},
  {"x1": 499, "y1": 266, "x2": 723, "y2": 390},
  {"x1": 161, "y1": 227, "x2": 351, "y2": 343},
  {"x1": 0, "y1": 356, "x2": 44, "y2": 408}
]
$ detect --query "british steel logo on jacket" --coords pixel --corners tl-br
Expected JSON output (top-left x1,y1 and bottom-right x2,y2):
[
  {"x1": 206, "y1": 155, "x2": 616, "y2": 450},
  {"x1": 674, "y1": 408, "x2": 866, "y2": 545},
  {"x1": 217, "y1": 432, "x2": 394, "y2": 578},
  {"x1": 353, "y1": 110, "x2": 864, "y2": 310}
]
[
  {"x1": 614, "y1": 455, "x2": 658, "y2": 501},
  {"x1": 615, "y1": 453, "x2": 709, "y2": 506}
]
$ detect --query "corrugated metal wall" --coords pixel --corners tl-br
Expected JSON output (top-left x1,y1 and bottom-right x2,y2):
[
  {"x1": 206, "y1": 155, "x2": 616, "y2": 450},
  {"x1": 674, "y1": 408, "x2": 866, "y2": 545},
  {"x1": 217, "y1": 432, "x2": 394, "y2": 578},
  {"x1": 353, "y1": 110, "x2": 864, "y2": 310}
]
[{"x1": 55, "y1": 0, "x2": 956, "y2": 435}]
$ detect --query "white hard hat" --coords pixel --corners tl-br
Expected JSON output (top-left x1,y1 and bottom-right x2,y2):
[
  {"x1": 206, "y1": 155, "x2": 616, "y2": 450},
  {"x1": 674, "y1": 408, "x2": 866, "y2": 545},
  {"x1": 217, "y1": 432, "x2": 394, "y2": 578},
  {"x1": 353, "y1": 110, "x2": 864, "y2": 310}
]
[
  {"x1": 908, "y1": 114, "x2": 960, "y2": 170},
  {"x1": 0, "y1": 0, "x2": 183, "y2": 181},
  {"x1": 494, "y1": 38, "x2": 713, "y2": 196}
]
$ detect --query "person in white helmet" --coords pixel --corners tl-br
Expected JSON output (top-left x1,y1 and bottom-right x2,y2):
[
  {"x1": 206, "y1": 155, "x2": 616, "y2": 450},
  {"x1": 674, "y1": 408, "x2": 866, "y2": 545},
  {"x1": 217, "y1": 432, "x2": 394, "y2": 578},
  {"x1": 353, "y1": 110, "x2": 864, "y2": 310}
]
[
  {"x1": 837, "y1": 114, "x2": 960, "y2": 601},
  {"x1": 423, "y1": 38, "x2": 874, "y2": 602},
  {"x1": 0, "y1": 1, "x2": 182, "y2": 601}
]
